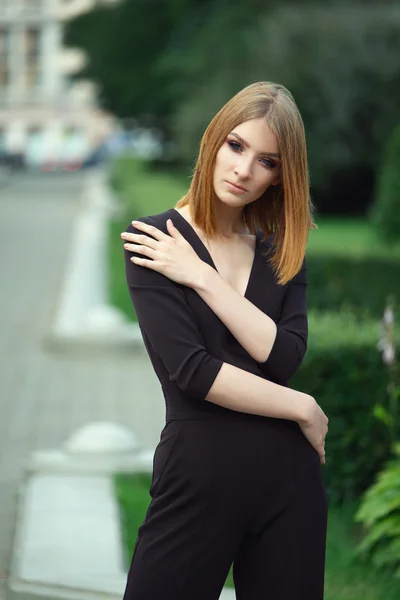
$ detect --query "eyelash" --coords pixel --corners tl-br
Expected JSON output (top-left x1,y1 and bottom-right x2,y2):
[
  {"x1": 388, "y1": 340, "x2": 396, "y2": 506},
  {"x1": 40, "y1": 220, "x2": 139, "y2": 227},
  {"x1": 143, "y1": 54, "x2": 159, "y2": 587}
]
[{"x1": 227, "y1": 140, "x2": 276, "y2": 169}]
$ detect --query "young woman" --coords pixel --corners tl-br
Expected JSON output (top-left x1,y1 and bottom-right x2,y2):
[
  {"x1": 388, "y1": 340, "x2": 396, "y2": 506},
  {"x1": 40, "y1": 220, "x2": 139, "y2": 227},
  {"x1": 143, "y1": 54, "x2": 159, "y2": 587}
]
[{"x1": 120, "y1": 81, "x2": 329, "y2": 600}]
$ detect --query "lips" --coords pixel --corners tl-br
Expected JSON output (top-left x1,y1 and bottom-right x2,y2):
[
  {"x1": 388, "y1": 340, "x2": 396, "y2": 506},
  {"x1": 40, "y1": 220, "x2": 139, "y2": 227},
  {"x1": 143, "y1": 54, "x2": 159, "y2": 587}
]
[{"x1": 226, "y1": 180, "x2": 247, "y2": 192}]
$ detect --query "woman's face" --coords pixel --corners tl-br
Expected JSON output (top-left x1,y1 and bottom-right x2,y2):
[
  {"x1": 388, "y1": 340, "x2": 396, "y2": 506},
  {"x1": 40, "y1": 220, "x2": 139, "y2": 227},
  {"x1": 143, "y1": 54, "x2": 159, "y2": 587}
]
[{"x1": 213, "y1": 117, "x2": 281, "y2": 208}]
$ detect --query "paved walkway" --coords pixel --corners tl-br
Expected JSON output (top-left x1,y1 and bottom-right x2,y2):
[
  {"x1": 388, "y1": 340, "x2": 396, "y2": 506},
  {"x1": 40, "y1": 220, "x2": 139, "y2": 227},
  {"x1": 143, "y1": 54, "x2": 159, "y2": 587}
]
[{"x1": 0, "y1": 173, "x2": 165, "y2": 599}]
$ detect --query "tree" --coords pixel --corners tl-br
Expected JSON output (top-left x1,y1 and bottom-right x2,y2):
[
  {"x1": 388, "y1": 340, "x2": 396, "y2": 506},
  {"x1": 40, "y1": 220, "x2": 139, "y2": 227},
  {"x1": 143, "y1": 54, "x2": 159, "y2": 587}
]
[
  {"x1": 169, "y1": 4, "x2": 400, "y2": 213},
  {"x1": 369, "y1": 121, "x2": 400, "y2": 244}
]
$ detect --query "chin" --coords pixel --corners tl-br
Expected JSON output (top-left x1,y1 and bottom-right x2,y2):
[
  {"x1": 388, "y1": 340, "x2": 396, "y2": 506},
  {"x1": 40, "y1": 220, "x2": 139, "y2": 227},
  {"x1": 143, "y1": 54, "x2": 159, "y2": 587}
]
[{"x1": 216, "y1": 192, "x2": 245, "y2": 207}]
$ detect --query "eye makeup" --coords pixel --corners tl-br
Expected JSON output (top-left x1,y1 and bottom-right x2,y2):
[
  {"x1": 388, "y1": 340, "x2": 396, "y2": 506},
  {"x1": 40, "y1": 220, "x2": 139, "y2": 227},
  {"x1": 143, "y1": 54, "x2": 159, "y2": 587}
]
[{"x1": 227, "y1": 138, "x2": 277, "y2": 169}]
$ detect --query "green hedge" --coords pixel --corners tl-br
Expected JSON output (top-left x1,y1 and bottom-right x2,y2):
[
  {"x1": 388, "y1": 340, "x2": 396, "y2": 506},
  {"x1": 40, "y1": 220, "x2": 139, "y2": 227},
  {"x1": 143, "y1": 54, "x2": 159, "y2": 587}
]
[
  {"x1": 370, "y1": 121, "x2": 400, "y2": 245},
  {"x1": 292, "y1": 311, "x2": 398, "y2": 505},
  {"x1": 306, "y1": 254, "x2": 400, "y2": 319}
]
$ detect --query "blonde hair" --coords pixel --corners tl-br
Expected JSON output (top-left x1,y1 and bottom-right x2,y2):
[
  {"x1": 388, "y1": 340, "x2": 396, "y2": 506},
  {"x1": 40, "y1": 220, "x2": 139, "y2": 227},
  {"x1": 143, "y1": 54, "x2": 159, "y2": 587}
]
[{"x1": 175, "y1": 81, "x2": 317, "y2": 285}]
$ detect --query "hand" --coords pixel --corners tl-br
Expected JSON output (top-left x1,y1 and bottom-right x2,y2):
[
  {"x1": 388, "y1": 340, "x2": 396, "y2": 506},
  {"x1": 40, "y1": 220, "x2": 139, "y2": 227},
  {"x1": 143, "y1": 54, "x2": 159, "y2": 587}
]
[
  {"x1": 121, "y1": 219, "x2": 207, "y2": 288},
  {"x1": 297, "y1": 395, "x2": 329, "y2": 465}
]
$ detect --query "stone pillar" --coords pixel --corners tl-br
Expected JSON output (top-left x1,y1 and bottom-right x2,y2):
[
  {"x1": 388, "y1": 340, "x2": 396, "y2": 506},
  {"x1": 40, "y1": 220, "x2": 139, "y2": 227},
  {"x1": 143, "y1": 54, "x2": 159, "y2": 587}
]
[{"x1": 41, "y1": 19, "x2": 62, "y2": 103}]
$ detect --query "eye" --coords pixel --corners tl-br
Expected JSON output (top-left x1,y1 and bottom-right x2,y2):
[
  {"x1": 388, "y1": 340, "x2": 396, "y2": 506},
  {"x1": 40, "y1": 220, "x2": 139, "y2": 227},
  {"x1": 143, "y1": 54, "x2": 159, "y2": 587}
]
[
  {"x1": 227, "y1": 139, "x2": 276, "y2": 169},
  {"x1": 261, "y1": 158, "x2": 276, "y2": 169},
  {"x1": 227, "y1": 140, "x2": 242, "y2": 152}
]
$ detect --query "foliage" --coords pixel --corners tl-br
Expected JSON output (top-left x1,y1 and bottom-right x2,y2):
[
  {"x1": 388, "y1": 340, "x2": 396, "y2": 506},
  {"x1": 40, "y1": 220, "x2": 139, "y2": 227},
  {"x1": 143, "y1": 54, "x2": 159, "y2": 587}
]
[
  {"x1": 65, "y1": 3, "x2": 400, "y2": 213},
  {"x1": 305, "y1": 255, "x2": 400, "y2": 319},
  {"x1": 369, "y1": 121, "x2": 400, "y2": 245},
  {"x1": 168, "y1": 4, "x2": 400, "y2": 211},
  {"x1": 63, "y1": 0, "x2": 199, "y2": 123},
  {"x1": 375, "y1": 297, "x2": 400, "y2": 443},
  {"x1": 292, "y1": 310, "x2": 399, "y2": 504},
  {"x1": 355, "y1": 443, "x2": 400, "y2": 576}
]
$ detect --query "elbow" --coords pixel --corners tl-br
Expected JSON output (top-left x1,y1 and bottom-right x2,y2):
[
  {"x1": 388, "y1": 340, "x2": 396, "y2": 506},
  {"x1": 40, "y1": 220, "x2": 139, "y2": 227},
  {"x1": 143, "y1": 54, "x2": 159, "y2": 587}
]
[
  {"x1": 168, "y1": 350, "x2": 223, "y2": 398},
  {"x1": 284, "y1": 339, "x2": 307, "y2": 381},
  {"x1": 265, "y1": 345, "x2": 307, "y2": 382},
  {"x1": 259, "y1": 329, "x2": 307, "y2": 382}
]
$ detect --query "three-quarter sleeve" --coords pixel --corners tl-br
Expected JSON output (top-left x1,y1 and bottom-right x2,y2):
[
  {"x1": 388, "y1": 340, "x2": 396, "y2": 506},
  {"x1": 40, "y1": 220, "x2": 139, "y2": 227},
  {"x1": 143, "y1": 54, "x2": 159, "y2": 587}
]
[
  {"x1": 124, "y1": 220, "x2": 224, "y2": 398},
  {"x1": 258, "y1": 257, "x2": 308, "y2": 382}
]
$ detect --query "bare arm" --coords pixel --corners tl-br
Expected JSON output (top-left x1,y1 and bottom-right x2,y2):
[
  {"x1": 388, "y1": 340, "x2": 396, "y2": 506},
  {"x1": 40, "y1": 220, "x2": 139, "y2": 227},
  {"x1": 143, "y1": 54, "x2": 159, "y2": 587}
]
[
  {"x1": 205, "y1": 362, "x2": 327, "y2": 464},
  {"x1": 194, "y1": 264, "x2": 277, "y2": 363},
  {"x1": 205, "y1": 361, "x2": 309, "y2": 423},
  {"x1": 193, "y1": 258, "x2": 308, "y2": 382},
  {"x1": 125, "y1": 220, "x2": 309, "y2": 423}
]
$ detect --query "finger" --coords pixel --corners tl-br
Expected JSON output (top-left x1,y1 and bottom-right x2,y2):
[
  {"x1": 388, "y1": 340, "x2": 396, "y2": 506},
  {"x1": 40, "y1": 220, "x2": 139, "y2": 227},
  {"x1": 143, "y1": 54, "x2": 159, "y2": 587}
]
[
  {"x1": 166, "y1": 218, "x2": 184, "y2": 239},
  {"x1": 130, "y1": 256, "x2": 160, "y2": 270},
  {"x1": 124, "y1": 243, "x2": 157, "y2": 258},
  {"x1": 121, "y1": 232, "x2": 157, "y2": 249},
  {"x1": 132, "y1": 220, "x2": 166, "y2": 242}
]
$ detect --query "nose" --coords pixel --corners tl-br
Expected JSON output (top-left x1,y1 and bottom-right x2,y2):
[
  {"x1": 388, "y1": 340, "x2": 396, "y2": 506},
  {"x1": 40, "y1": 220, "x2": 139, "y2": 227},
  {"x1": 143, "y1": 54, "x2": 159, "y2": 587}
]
[{"x1": 234, "y1": 156, "x2": 252, "y2": 180}]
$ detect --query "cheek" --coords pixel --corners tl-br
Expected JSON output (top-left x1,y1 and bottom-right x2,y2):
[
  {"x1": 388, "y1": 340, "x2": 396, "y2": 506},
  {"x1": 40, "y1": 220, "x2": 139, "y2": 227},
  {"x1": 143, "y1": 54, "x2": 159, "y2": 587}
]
[
  {"x1": 254, "y1": 171, "x2": 274, "y2": 194},
  {"x1": 215, "y1": 145, "x2": 232, "y2": 171}
]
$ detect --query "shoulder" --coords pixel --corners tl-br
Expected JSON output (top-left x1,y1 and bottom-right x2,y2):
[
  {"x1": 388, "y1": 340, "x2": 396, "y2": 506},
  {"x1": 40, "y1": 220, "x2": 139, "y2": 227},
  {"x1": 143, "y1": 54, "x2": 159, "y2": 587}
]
[{"x1": 125, "y1": 209, "x2": 174, "y2": 235}]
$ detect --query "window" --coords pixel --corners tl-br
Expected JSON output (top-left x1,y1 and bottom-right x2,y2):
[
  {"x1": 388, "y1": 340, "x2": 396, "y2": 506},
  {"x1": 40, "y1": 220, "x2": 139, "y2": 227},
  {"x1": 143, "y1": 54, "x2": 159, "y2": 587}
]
[
  {"x1": 0, "y1": 27, "x2": 10, "y2": 88},
  {"x1": 24, "y1": 28, "x2": 41, "y2": 90}
]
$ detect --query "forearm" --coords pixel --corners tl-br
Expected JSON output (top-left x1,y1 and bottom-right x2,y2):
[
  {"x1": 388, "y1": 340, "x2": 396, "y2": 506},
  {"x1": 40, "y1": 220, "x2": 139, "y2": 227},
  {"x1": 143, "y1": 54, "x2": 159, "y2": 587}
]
[
  {"x1": 193, "y1": 264, "x2": 277, "y2": 363},
  {"x1": 205, "y1": 362, "x2": 310, "y2": 423}
]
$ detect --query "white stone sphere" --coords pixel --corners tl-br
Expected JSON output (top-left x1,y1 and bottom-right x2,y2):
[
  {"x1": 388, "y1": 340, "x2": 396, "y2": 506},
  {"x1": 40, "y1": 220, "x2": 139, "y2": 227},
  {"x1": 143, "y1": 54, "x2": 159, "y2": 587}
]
[{"x1": 64, "y1": 421, "x2": 140, "y2": 455}]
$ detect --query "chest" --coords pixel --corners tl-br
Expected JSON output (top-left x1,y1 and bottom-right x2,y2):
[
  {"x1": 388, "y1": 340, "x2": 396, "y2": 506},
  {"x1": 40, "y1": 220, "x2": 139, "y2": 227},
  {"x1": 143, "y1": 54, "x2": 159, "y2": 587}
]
[{"x1": 202, "y1": 235, "x2": 256, "y2": 297}]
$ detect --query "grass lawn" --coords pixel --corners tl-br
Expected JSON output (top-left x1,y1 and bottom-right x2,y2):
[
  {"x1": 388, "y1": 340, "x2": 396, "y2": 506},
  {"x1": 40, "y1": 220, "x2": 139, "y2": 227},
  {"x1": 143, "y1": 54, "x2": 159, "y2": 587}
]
[
  {"x1": 309, "y1": 217, "x2": 400, "y2": 260},
  {"x1": 114, "y1": 473, "x2": 400, "y2": 598}
]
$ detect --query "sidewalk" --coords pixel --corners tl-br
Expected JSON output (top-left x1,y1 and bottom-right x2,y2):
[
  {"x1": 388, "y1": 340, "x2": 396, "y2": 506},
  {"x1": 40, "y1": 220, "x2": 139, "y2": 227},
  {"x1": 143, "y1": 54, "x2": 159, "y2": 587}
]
[{"x1": 0, "y1": 173, "x2": 164, "y2": 599}]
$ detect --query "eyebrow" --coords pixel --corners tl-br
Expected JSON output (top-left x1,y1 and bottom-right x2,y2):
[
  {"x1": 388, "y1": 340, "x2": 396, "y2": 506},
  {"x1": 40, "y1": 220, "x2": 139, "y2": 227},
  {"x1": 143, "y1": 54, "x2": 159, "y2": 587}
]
[{"x1": 230, "y1": 132, "x2": 281, "y2": 159}]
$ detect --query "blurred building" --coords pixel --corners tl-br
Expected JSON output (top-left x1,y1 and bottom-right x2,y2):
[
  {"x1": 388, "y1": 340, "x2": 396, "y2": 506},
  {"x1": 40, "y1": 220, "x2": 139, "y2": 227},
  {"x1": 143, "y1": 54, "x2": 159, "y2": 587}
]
[{"x1": 0, "y1": 0, "x2": 119, "y2": 169}]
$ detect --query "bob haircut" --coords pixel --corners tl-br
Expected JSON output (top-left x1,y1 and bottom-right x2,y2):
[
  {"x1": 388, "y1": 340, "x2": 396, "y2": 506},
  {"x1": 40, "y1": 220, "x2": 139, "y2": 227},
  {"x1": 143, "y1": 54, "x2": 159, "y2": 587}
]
[{"x1": 175, "y1": 81, "x2": 317, "y2": 286}]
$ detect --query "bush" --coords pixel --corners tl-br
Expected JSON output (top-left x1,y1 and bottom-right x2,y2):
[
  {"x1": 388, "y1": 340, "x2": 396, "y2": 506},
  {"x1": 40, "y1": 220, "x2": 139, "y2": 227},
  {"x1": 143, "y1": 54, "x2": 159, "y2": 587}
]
[
  {"x1": 369, "y1": 121, "x2": 400, "y2": 245},
  {"x1": 355, "y1": 443, "x2": 400, "y2": 576},
  {"x1": 292, "y1": 311, "x2": 399, "y2": 505},
  {"x1": 306, "y1": 254, "x2": 400, "y2": 319}
]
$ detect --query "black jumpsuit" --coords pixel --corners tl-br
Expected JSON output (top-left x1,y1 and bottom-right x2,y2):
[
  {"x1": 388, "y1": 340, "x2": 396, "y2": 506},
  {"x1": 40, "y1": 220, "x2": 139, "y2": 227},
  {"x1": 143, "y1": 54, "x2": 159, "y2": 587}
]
[{"x1": 122, "y1": 207, "x2": 328, "y2": 600}]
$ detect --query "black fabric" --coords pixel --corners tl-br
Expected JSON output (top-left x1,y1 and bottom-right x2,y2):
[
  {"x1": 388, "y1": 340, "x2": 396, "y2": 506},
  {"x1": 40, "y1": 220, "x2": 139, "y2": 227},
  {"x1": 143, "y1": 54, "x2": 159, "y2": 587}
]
[
  {"x1": 122, "y1": 207, "x2": 326, "y2": 600},
  {"x1": 124, "y1": 207, "x2": 308, "y2": 421},
  {"x1": 123, "y1": 418, "x2": 327, "y2": 600}
]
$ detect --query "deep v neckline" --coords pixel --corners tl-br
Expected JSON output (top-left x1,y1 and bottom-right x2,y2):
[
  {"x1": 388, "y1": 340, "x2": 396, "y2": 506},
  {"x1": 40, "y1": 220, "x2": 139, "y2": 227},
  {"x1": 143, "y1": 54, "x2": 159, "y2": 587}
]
[{"x1": 170, "y1": 208, "x2": 258, "y2": 299}]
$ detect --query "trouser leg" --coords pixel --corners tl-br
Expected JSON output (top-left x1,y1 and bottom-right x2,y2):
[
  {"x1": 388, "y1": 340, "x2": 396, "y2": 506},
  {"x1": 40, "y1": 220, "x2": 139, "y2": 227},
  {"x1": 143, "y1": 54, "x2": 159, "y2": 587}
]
[
  {"x1": 122, "y1": 420, "x2": 242, "y2": 600},
  {"x1": 122, "y1": 505, "x2": 235, "y2": 600},
  {"x1": 233, "y1": 446, "x2": 328, "y2": 600}
]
